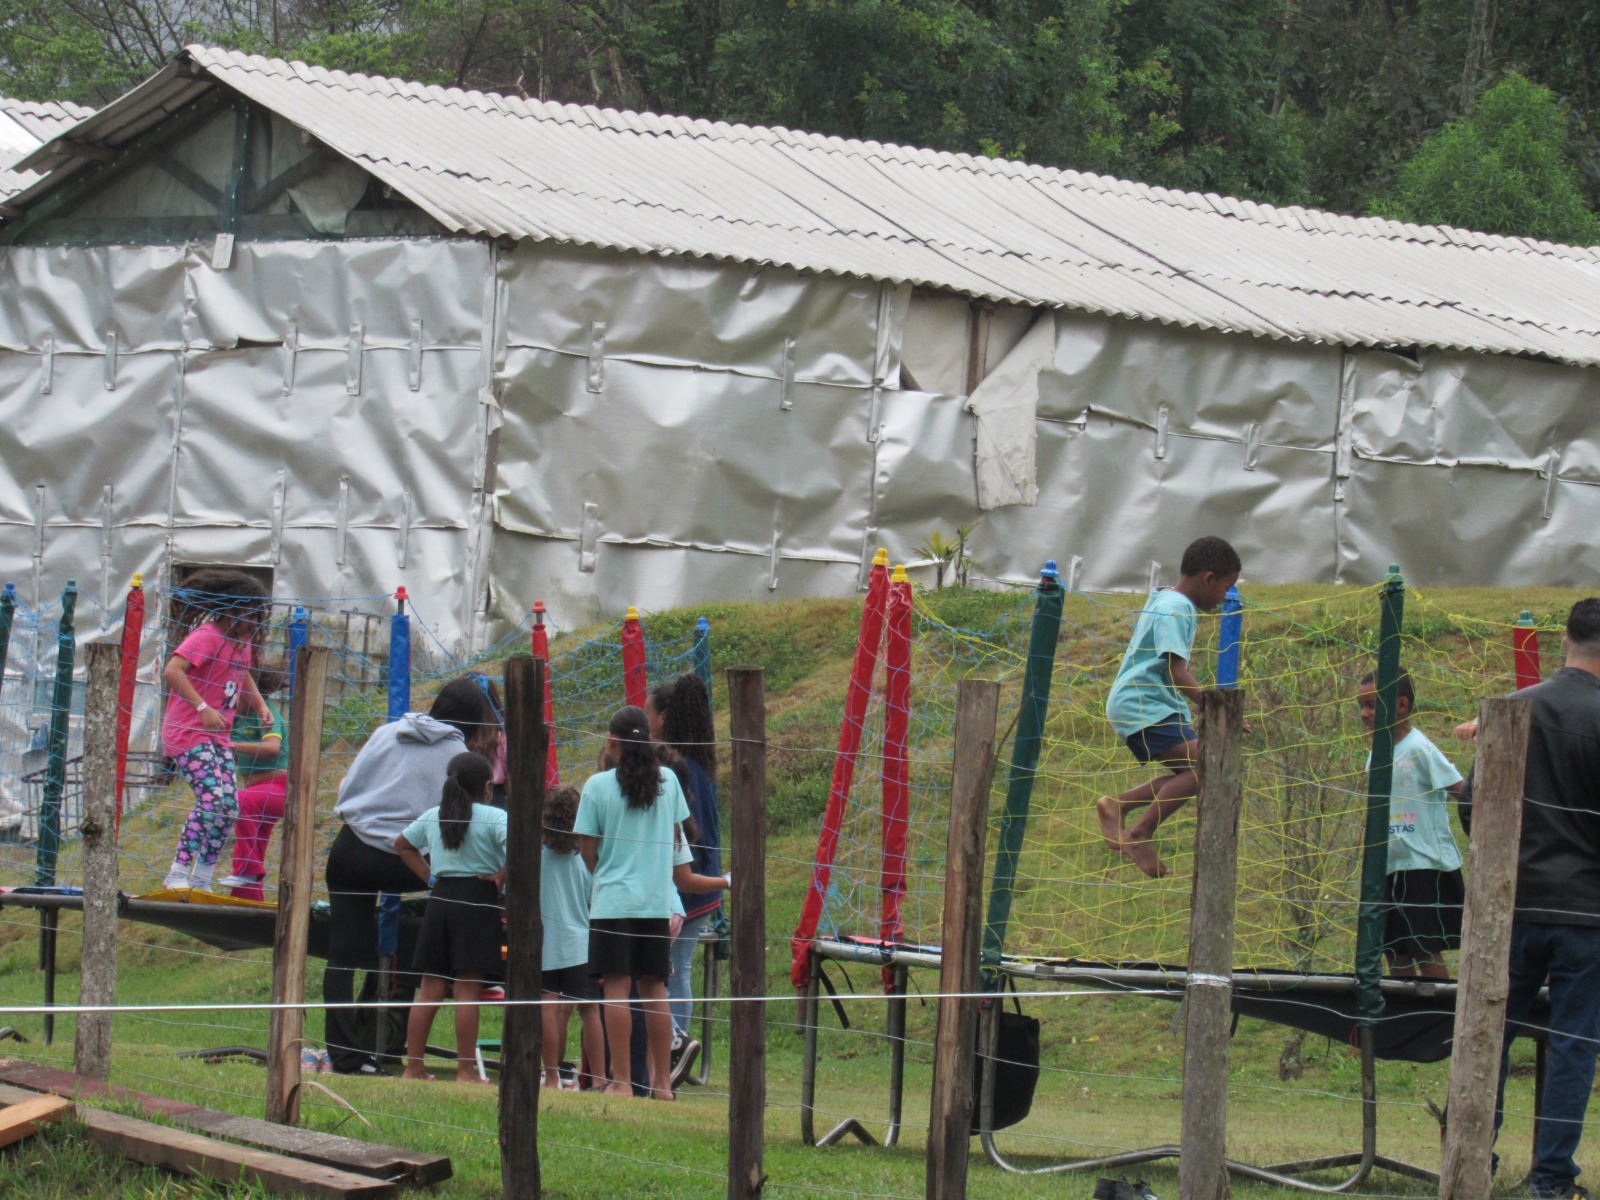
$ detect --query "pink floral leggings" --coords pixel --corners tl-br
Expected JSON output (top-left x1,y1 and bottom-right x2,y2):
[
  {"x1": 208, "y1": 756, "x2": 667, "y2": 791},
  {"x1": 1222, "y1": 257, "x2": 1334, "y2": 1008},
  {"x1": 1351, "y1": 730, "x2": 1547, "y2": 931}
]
[{"x1": 171, "y1": 740, "x2": 238, "y2": 871}]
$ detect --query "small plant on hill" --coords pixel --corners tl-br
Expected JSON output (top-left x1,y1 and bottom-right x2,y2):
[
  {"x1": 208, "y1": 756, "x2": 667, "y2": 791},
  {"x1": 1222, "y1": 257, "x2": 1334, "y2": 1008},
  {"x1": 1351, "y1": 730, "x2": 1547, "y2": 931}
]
[{"x1": 917, "y1": 522, "x2": 980, "y2": 589}]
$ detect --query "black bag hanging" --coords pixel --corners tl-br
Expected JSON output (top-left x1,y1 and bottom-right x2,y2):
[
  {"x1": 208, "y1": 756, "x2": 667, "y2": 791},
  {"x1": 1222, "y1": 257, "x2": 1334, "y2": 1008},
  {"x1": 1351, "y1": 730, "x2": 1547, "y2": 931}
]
[{"x1": 971, "y1": 983, "x2": 1041, "y2": 1133}]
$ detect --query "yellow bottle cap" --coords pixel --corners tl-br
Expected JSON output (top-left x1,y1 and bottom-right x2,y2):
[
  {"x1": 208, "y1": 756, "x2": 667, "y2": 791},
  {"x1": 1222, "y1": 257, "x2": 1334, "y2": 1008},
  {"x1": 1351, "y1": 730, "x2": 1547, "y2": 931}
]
[
  {"x1": 891, "y1": 564, "x2": 909, "y2": 583},
  {"x1": 873, "y1": 548, "x2": 889, "y2": 566},
  {"x1": 131, "y1": 573, "x2": 144, "y2": 588},
  {"x1": 626, "y1": 606, "x2": 639, "y2": 621}
]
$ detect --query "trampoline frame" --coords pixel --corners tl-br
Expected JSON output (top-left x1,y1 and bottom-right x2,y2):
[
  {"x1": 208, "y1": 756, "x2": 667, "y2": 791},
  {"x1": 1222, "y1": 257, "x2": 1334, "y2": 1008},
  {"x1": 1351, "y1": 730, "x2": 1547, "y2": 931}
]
[{"x1": 798, "y1": 939, "x2": 1547, "y2": 1192}]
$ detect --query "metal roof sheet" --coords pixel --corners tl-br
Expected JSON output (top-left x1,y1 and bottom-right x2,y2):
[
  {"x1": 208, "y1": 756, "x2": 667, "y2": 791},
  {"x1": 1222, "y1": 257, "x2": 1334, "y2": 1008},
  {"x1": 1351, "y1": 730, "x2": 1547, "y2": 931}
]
[
  {"x1": 0, "y1": 97, "x2": 93, "y2": 145},
  {"x1": 8, "y1": 47, "x2": 1600, "y2": 367}
]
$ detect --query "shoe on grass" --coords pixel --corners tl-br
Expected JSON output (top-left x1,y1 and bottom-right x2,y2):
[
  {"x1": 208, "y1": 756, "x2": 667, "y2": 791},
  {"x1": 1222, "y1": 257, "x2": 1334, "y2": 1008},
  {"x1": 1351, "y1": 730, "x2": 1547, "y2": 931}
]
[{"x1": 669, "y1": 1038, "x2": 701, "y2": 1090}]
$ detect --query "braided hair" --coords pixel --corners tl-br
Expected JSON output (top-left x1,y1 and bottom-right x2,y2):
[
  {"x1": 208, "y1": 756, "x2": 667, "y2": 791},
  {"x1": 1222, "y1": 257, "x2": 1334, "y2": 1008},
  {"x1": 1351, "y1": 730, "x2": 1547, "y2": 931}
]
[{"x1": 609, "y1": 705, "x2": 660, "y2": 810}]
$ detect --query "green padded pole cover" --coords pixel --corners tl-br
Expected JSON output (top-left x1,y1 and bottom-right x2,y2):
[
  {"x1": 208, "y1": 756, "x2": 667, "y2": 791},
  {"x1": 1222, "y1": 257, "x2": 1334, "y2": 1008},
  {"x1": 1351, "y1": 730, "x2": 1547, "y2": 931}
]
[
  {"x1": 981, "y1": 561, "x2": 1064, "y2": 987},
  {"x1": 36, "y1": 580, "x2": 78, "y2": 887},
  {"x1": 1355, "y1": 566, "x2": 1405, "y2": 1022}
]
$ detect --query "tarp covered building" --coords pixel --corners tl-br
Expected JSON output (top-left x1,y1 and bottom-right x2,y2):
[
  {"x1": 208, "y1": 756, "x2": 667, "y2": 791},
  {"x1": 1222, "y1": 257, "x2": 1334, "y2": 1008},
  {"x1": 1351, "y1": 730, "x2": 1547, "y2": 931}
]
[{"x1": 1, "y1": 47, "x2": 1597, "y2": 647}]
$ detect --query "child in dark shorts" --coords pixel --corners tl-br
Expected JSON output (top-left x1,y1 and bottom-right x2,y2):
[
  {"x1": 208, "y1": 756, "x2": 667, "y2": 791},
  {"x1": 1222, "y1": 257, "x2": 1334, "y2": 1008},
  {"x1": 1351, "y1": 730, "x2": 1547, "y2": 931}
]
[
  {"x1": 540, "y1": 785, "x2": 604, "y2": 1089},
  {"x1": 1357, "y1": 671, "x2": 1467, "y2": 978},
  {"x1": 1098, "y1": 536, "x2": 1242, "y2": 878},
  {"x1": 394, "y1": 752, "x2": 507, "y2": 1082},
  {"x1": 576, "y1": 706, "x2": 729, "y2": 1099}
]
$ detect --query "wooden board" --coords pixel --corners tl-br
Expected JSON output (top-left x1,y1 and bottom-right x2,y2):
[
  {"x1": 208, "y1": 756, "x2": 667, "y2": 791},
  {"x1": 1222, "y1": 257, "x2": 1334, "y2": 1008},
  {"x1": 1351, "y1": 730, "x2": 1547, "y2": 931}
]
[
  {"x1": 0, "y1": 1092, "x2": 71, "y2": 1149},
  {"x1": 0, "y1": 1060, "x2": 449, "y2": 1185},
  {"x1": 78, "y1": 1107, "x2": 394, "y2": 1200}
]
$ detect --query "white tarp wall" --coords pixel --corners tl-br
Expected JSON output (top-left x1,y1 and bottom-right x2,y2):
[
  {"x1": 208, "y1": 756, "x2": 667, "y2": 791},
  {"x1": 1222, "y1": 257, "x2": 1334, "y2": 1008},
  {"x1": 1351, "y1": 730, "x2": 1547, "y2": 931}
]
[
  {"x1": 964, "y1": 309, "x2": 1600, "y2": 590},
  {"x1": 2, "y1": 235, "x2": 1597, "y2": 652},
  {"x1": 0, "y1": 240, "x2": 491, "y2": 641}
]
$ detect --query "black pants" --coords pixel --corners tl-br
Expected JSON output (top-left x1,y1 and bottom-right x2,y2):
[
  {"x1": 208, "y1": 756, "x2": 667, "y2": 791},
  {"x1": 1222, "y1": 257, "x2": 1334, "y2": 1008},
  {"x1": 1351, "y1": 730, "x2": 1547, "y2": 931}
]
[{"x1": 323, "y1": 824, "x2": 427, "y2": 1073}]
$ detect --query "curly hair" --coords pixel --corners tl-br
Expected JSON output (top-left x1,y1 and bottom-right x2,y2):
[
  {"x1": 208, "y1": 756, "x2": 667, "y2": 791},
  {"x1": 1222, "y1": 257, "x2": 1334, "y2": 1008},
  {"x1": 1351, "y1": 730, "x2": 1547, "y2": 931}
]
[
  {"x1": 542, "y1": 785, "x2": 581, "y2": 855},
  {"x1": 609, "y1": 705, "x2": 660, "y2": 810},
  {"x1": 174, "y1": 569, "x2": 269, "y2": 645},
  {"x1": 648, "y1": 673, "x2": 716, "y2": 774}
]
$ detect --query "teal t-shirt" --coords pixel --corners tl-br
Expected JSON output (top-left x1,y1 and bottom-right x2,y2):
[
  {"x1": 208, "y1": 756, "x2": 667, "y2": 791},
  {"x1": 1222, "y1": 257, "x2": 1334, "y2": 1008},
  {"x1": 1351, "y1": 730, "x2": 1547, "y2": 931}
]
[
  {"x1": 541, "y1": 845, "x2": 592, "y2": 972},
  {"x1": 1106, "y1": 590, "x2": 1198, "y2": 738},
  {"x1": 1373, "y1": 727, "x2": 1464, "y2": 874},
  {"x1": 400, "y1": 802, "x2": 508, "y2": 878},
  {"x1": 574, "y1": 765, "x2": 693, "y2": 920},
  {"x1": 231, "y1": 698, "x2": 289, "y2": 781}
]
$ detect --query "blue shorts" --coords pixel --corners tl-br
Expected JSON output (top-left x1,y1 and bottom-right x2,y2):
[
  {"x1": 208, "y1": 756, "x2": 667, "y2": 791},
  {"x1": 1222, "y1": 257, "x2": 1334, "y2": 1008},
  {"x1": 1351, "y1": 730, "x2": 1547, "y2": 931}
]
[{"x1": 1123, "y1": 714, "x2": 1196, "y2": 766}]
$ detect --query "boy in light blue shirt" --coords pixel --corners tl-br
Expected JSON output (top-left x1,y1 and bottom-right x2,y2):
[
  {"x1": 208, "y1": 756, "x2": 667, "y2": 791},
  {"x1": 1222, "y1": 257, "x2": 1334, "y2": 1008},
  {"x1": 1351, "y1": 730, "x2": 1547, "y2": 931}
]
[
  {"x1": 1357, "y1": 670, "x2": 1465, "y2": 979},
  {"x1": 1098, "y1": 536, "x2": 1241, "y2": 878}
]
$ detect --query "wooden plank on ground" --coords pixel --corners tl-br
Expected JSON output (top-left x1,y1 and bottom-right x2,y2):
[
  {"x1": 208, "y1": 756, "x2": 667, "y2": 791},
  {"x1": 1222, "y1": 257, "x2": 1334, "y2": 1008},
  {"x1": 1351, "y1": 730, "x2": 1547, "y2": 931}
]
[
  {"x1": 180, "y1": 1110, "x2": 450, "y2": 1185},
  {"x1": 78, "y1": 1107, "x2": 394, "y2": 1200},
  {"x1": 0, "y1": 1059, "x2": 198, "y2": 1117},
  {"x1": 0, "y1": 1060, "x2": 449, "y2": 1185},
  {"x1": 0, "y1": 1092, "x2": 71, "y2": 1149}
]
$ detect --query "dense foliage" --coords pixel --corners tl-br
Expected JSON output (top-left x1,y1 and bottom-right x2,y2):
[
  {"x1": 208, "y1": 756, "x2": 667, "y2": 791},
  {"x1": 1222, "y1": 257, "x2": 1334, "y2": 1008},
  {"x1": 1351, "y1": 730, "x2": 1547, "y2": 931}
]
[{"x1": 1, "y1": 0, "x2": 1596, "y2": 242}]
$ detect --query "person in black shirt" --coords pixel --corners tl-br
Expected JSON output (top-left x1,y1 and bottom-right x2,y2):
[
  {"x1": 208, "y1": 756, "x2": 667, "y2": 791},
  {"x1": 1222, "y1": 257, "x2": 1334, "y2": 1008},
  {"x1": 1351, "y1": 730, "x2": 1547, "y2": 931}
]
[{"x1": 1466, "y1": 598, "x2": 1600, "y2": 1200}]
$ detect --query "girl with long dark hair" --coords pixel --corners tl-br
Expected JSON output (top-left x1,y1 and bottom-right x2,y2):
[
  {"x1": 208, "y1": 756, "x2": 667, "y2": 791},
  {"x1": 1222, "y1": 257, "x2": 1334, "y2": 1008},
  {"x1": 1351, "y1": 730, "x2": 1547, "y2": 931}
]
[
  {"x1": 646, "y1": 673, "x2": 723, "y2": 1082},
  {"x1": 322, "y1": 675, "x2": 497, "y2": 1074},
  {"x1": 395, "y1": 752, "x2": 506, "y2": 1083},
  {"x1": 575, "y1": 705, "x2": 727, "y2": 1099}
]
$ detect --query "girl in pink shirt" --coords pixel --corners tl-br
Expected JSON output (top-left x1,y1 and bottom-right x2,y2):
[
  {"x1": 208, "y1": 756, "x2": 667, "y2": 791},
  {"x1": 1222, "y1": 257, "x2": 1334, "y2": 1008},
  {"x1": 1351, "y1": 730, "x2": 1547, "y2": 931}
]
[{"x1": 160, "y1": 570, "x2": 272, "y2": 891}]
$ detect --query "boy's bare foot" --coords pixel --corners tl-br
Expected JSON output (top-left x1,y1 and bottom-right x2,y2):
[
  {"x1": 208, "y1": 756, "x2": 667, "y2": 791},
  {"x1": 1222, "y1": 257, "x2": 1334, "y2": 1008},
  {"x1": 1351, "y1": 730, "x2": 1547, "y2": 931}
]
[
  {"x1": 603, "y1": 1082, "x2": 632, "y2": 1097},
  {"x1": 650, "y1": 1087, "x2": 676, "y2": 1101},
  {"x1": 454, "y1": 1072, "x2": 492, "y2": 1085},
  {"x1": 1122, "y1": 835, "x2": 1170, "y2": 878},
  {"x1": 400, "y1": 1069, "x2": 435, "y2": 1081},
  {"x1": 1095, "y1": 796, "x2": 1125, "y2": 852}
]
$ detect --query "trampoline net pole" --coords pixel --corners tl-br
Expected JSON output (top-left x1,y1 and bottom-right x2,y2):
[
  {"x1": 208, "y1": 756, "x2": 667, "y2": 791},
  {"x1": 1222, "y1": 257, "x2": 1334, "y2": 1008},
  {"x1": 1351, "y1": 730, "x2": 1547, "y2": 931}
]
[
  {"x1": 981, "y1": 562, "x2": 1064, "y2": 987},
  {"x1": 1355, "y1": 566, "x2": 1405, "y2": 1021}
]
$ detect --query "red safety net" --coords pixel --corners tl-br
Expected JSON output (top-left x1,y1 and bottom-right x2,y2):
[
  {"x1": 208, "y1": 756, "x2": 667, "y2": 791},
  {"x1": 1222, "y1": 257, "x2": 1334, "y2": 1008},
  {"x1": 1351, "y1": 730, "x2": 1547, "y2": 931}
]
[
  {"x1": 114, "y1": 577, "x2": 146, "y2": 829},
  {"x1": 878, "y1": 568, "x2": 913, "y2": 986},
  {"x1": 1513, "y1": 621, "x2": 1542, "y2": 690},
  {"x1": 790, "y1": 553, "x2": 889, "y2": 989},
  {"x1": 531, "y1": 602, "x2": 560, "y2": 787},
  {"x1": 622, "y1": 608, "x2": 648, "y2": 710}
]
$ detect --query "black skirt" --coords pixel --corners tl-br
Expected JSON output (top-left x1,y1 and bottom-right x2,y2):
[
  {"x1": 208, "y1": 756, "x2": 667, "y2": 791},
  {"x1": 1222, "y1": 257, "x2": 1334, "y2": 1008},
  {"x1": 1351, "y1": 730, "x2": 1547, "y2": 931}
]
[
  {"x1": 1384, "y1": 868, "x2": 1464, "y2": 956},
  {"x1": 411, "y1": 876, "x2": 505, "y2": 978}
]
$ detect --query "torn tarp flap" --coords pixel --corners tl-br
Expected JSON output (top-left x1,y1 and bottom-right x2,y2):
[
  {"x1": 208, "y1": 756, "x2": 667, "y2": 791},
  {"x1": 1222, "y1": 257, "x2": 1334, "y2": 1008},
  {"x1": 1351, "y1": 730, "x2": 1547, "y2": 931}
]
[{"x1": 965, "y1": 312, "x2": 1054, "y2": 509}]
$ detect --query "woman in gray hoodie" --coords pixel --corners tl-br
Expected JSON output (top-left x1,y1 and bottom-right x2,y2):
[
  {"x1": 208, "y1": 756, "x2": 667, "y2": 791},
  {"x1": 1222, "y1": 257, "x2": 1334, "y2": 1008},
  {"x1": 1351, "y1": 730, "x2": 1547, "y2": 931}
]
[{"x1": 323, "y1": 677, "x2": 497, "y2": 1074}]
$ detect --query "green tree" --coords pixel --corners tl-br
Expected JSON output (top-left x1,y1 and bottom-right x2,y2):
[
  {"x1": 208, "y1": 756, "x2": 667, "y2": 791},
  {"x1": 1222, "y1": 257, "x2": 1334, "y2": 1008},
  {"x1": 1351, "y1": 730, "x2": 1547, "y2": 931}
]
[{"x1": 1374, "y1": 72, "x2": 1600, "y2": 244}]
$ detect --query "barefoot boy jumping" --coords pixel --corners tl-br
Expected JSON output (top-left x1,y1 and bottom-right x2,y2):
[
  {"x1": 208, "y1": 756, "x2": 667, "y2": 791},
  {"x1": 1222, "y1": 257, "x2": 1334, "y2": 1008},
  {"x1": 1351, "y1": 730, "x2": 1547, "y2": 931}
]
[{"x1": 1098, "y1": 536, "x2": 1241, "y2": 877}]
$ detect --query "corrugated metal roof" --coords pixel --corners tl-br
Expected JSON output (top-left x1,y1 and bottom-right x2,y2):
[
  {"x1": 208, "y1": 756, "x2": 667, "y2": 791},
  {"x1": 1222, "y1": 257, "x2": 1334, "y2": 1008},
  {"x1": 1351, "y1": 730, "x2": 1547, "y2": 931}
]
[
  {"x1": 8, "y1": 47, "x2": 1600, "y2": 367},
  {"x1": 0, "y1": 96, "x2": 92, "y2": 191},
  {"x1": 0, "y1": 96, "x2": 94, "y2": 144}
]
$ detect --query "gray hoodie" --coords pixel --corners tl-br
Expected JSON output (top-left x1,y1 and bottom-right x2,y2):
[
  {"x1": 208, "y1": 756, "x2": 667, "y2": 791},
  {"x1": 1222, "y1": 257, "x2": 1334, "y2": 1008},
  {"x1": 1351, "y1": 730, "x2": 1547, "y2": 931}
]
[{"x1": 335, "y1": 712, "x2": 466, "y2": 852}]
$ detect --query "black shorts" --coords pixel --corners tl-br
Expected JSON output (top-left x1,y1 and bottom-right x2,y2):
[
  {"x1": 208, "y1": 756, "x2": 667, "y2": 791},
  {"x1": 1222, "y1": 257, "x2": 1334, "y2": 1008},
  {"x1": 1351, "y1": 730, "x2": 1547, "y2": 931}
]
[
  {"x1": 542, "y1": 963, "x2": 600, "y2": 1000},
  {"x1": 1384, "y1": 868, "x2": 1464, "y2": 957},
  {"x1": 588, "y1": 917, "x2": 672, "y2": 981},
  {"x1": 411, "y1": 876, "x2": 505, "y2": 979}
]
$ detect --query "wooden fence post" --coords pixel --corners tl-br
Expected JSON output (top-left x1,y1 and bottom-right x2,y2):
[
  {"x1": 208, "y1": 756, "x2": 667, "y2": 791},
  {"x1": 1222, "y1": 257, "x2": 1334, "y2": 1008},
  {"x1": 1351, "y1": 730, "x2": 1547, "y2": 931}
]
[
  {"x1": 727, "y1": 668, "x2": 768, "y2": 1200},
  {"x1": 926, "y1": 679, "x2": 1001, "y2": 1200},
  {"x1": 501, "y1": 655, "x2": 547, "y2": 1200},
  {"x1": 1440, "y1": 696, "x2": 1531, "y2": 1200},
  {"x1": 74, "y1": 642, "x2": 121, "y2": 1081},
  {"x1": 1179, "y1": 689, "x2": 1246, "y2": 1200},
  {"x1": 266, "y1": 645, "x2": 330, "y2": 1126}
]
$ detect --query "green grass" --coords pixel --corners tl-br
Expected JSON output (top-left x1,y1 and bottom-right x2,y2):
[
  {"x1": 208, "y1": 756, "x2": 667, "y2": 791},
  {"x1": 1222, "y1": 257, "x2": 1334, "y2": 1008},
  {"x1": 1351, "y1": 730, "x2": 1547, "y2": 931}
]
[{"x1": 2, "y1": 583, "x2": 1591, "y2": 1196}]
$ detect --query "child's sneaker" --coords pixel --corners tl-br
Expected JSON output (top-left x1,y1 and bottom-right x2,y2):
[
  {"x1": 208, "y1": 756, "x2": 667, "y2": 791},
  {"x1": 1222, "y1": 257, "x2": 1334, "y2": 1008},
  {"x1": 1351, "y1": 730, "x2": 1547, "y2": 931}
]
[
  {"x1": 669, "y1": 1037, "x2": 701, "y2": 1090},
  {"x1": 481, "y1": 985, "x2": 506, "y2": 1002}
]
